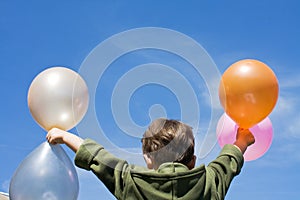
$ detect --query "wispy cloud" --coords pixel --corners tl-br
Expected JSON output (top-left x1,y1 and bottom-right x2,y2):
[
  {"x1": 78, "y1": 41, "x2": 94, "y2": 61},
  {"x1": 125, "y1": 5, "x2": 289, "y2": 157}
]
[
  {"x1": 1, "y1": 179, "x2": 9, "y2": 193},
  {"x1": 256, "y1": 73, "x2": 300, "y2": 167},
  {"x1": 278, "y1": 72, "x2": 300, "y2": 89},
  {"x1": 271, "y1": 84, "x2": 300, "y2": 139}
]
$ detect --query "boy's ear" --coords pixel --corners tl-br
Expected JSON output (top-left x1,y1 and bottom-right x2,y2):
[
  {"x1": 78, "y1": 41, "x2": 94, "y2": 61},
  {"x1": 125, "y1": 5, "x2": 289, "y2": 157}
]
[
  {"x1": 143, "y1": 154, "x2": 154, "y2": 169},
  {"x1": 187, "y1": 155, "x2": 196, "y2": 170}
]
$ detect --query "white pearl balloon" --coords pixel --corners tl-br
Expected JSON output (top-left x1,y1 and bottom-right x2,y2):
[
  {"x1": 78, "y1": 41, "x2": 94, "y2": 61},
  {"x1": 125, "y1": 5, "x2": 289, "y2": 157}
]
[
  {"x1": 9, "y1": 142, "x2": 79, "y2": 200},
  {"x1": 28, "y1": 67, "x2": 89, "y2": 131}
]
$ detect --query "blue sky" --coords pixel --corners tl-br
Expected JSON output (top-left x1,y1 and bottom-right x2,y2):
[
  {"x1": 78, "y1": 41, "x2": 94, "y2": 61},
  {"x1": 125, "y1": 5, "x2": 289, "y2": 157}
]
[{"x1": 1, "y1": 1, "x2": 300, "y2": 199}]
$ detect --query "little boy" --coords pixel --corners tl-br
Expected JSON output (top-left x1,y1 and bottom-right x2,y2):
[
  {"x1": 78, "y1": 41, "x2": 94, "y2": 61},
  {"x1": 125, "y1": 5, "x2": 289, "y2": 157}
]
[{"x1": 47, "y1": 118, "x2": 254, "y2": 200}]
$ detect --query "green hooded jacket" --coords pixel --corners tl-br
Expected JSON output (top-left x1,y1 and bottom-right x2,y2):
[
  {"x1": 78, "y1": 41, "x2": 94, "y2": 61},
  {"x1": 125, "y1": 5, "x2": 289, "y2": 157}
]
[{"x1": 75, "y1": 139, "x2": 244, "y2": 200}]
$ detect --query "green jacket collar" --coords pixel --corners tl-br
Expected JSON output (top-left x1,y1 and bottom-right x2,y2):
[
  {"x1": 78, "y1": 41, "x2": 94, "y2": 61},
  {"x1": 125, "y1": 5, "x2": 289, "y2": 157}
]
[{"x1": 157, "y1": 162, "x2": 189, "y2": 173}]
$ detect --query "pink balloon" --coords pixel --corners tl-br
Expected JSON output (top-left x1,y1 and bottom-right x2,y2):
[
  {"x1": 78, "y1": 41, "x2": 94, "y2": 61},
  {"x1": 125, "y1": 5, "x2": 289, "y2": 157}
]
[{"x1": 216, "y1": 113, "x2": 273, "y2": 161}]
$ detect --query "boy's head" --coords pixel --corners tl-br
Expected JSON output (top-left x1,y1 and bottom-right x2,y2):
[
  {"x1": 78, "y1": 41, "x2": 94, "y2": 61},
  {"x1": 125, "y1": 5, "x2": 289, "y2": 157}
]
[{"x1": 141, "y1": 118, "x2": 196, "y2": 170}]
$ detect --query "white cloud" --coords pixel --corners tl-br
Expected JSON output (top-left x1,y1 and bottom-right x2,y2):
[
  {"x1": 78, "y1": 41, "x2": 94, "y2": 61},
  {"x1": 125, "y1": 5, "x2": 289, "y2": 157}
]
[
  {"x1": 252, "y1": 140, "x2": 300, "y2": 169},
  {"x1": 287, "y1": 115, "x2": 300, "y2": 139},
  {"x1": 271, "y1": 93, "x2": 300, "y2": 139},
  {"x1": 254, "y1": 73, "x2": 300, "y2": 167},
  {"x1": 278, "y1": 73, "x2": 300, "y2": 89},
  {"x1": 1, "y1": 179, "x2": 9, "y2": 193}
]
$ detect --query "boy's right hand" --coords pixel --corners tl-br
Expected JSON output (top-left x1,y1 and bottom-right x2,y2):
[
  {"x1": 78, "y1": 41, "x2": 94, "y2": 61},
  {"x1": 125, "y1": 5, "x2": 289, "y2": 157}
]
[{"x1": 234, "y1": 128, "x2": 255, "y2": 154}]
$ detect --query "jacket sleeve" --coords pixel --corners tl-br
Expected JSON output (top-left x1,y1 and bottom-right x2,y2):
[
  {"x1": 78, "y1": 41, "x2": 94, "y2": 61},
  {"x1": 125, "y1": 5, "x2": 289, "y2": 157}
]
[
  {"x1": 74, "y1": 139, "x2": 129, "y2": 198},
  {"x1": 205, "y1": 144, "x2": 244, "y2": 199}
]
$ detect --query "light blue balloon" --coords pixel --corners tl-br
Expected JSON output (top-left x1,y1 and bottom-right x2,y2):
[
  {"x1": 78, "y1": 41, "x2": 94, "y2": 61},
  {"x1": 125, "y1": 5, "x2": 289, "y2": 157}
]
[{"x1": 9, "y1": 142, "x2": 79, "y2": 200}]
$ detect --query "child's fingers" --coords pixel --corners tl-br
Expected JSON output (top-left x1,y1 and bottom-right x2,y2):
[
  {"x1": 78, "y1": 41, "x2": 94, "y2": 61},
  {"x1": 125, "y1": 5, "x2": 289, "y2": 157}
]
[{"x1": 46, "y1": 130, "x2": 57, "y2": 144}]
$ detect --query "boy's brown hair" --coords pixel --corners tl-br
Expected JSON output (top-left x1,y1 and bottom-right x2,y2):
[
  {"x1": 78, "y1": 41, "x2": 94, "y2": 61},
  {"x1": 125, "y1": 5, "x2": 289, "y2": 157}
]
[{"x1": 141, "y1": 118, "x2": 194, "y2": 168}]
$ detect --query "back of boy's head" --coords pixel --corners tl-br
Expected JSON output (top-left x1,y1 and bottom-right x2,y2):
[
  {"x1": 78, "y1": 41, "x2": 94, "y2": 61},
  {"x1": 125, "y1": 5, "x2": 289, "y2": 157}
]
[{"x1": 141, "y1": 118, "x2": 194, "y2": 168}]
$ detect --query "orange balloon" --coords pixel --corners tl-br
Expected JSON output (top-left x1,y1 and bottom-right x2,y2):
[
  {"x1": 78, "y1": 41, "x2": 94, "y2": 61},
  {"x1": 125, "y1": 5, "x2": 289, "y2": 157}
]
[{"x1": 219, "y1": 59, "x2": 279, "y2": 128}]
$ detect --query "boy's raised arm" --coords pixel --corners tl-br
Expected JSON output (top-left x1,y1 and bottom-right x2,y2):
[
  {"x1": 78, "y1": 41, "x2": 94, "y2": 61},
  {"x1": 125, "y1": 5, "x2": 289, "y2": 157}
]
[{"x1": 234, "y1": 128, "x2": 255, "y2": 154}]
